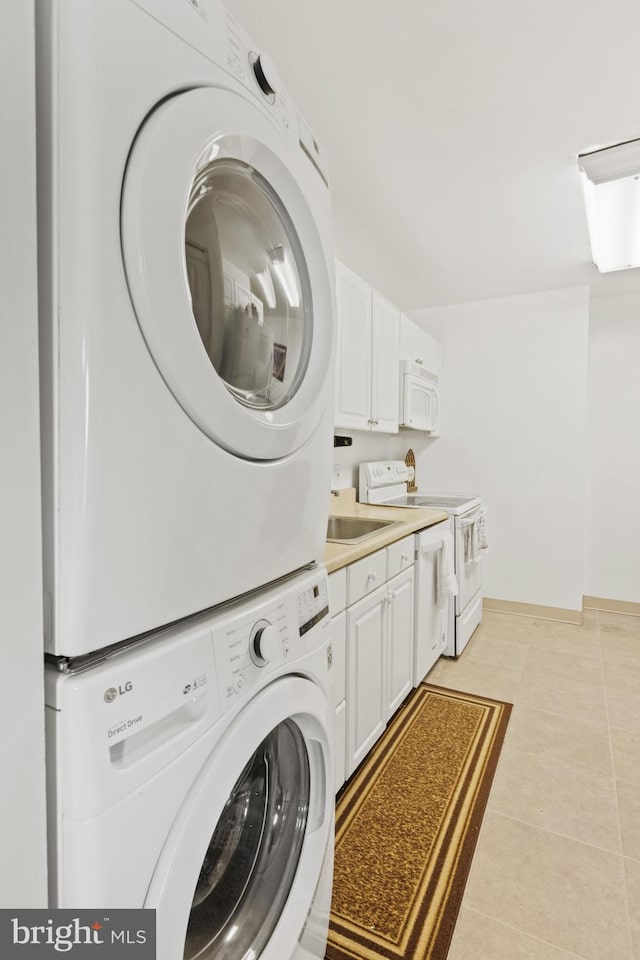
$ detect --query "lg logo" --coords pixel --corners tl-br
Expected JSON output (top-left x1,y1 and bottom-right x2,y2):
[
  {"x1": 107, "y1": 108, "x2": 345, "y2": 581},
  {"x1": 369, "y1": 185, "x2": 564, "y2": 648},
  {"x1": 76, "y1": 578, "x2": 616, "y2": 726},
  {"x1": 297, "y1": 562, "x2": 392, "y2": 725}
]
[{"x1": 103, "y1": 682, "x2": 133, "y2": 703}]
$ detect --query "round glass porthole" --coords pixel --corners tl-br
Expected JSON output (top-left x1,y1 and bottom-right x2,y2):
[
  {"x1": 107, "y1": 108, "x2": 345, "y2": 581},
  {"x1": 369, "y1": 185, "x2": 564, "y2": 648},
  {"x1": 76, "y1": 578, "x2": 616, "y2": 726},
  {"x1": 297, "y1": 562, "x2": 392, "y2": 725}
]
[
  {"x1": 183, "y1": 719, "x2": 310, "y2": 960},
  {"x1": 185, "y1": 159, "x2": 312, "y2": 412}
]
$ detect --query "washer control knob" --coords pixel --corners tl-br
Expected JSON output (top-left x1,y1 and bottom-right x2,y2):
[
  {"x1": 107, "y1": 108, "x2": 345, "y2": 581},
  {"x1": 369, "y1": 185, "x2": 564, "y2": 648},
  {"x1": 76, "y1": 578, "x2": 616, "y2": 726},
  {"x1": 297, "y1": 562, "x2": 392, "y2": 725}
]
[
  {"x1": 253, "y1": 53, "x2": 280, "y2": 97},
  {"x1": 233, "y1": 674, "x2": 245, "y2": 693},
  {"x1": 250, "y1": 621, "x2": 281, "y2": 665}
]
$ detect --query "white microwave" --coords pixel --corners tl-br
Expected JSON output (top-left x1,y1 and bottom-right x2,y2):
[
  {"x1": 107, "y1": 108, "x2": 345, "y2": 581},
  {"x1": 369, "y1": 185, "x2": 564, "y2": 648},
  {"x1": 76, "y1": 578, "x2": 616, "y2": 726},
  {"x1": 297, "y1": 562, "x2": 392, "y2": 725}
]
[{"x1": 399, "y1": 360, "x2": 439, "y2": 433}]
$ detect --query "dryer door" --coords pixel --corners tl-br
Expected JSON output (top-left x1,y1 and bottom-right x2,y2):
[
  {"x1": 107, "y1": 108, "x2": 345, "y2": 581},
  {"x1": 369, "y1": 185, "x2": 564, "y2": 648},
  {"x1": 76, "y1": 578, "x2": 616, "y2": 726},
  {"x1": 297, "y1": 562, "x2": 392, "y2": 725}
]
[
  {"x1": 121, "y1": 86, "x2": 333, "y2": 462},
  {"x1": 146, "y1": 676, "x2": 333, "y2": 960}
]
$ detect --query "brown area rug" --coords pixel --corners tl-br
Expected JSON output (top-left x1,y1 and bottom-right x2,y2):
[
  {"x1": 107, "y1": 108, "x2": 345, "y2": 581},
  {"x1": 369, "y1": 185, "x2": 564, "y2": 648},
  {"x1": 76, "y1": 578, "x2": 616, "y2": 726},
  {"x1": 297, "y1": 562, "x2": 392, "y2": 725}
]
[{"x1": 326, "y1": 683, "x2": 512, "y2": 960}]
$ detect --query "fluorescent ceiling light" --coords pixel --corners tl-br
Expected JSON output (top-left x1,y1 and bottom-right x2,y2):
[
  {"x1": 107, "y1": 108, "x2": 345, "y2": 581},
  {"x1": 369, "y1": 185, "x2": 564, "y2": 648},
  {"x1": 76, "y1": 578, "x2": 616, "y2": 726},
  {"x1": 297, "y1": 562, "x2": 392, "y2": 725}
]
[
  {"x1": 268, "y1": 245, "x2": 300, "y2": 308},
  {"x1": 578, "y1": 138, "x2": 640, "y2": 273},
  {"x1": 255, "y1": 267, "x2": 277, "y2": 309}
]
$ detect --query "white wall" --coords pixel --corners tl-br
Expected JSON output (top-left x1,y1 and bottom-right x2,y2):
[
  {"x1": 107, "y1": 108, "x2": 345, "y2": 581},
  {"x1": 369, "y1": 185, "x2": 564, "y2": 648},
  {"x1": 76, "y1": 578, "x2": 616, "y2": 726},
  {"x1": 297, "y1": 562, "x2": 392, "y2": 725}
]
[
  {"x1": 0, "y1": 0, "x2": 48, "y2": 906},
  {"x1": 332, "y1": 430, "x2": 411, "y2": 491},
  {"x1": 585, "y1": 294, "x2": 640, "y2": 603},
  {"x1": 411, "y1": 286, "x2": 590, "y2": 614}
]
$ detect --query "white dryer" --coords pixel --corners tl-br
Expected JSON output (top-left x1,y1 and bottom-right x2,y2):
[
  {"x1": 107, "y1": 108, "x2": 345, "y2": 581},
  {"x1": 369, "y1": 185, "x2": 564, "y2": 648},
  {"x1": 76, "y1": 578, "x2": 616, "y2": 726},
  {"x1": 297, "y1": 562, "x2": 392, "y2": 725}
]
[
  {"x1": 35, "y1": 0, "x2": 335, "y2": 658},
  {"x1": 45, "y1": 567, "x2": 334, "y2": 960}
]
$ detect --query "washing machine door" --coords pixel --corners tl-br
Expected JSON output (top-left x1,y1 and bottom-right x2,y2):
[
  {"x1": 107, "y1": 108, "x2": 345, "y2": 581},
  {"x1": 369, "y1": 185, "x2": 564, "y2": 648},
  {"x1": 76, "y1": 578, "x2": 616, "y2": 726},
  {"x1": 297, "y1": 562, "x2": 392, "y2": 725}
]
[
  {"x1": 146, "y1": 676, "x2": 333, "y2": 960},
  {"x1": 121, "y1": 86, "x2": 333, "y2": 462}
]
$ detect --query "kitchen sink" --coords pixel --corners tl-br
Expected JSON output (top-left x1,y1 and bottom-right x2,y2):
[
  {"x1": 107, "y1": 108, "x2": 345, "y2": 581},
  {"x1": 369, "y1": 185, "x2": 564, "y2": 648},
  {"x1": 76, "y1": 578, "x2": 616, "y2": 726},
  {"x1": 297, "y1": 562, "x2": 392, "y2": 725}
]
[{"x1": 326, "y1": 515, "x2": 400, "y2": 544}]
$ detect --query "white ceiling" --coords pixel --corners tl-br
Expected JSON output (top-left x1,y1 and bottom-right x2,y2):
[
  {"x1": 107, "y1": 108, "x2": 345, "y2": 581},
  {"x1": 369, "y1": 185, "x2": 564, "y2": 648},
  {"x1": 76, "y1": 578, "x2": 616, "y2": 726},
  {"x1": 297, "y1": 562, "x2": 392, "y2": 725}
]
[{"x1": 223, "y1": 0, "x2": 640, "y2": 310}]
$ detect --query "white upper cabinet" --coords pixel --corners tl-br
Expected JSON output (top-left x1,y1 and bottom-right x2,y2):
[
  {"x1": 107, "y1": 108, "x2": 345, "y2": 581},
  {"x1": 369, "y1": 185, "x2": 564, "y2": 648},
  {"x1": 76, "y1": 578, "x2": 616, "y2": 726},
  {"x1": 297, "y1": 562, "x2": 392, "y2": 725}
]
[
  {"x1": 334, "y1": 263, "x2": 372, "y2": 429},
  {"x1": 399, "y1": 314, "x2": 418, "y2": 362},
  {"x1": 400, "y1": 315, "x2": 442, "y2": 377},
  {"x1": 335, "y1": 261, "x2": 399, "y2": 433},
  {"x1": 371, "y1": 293, "x2": 401, "y2": 432}
]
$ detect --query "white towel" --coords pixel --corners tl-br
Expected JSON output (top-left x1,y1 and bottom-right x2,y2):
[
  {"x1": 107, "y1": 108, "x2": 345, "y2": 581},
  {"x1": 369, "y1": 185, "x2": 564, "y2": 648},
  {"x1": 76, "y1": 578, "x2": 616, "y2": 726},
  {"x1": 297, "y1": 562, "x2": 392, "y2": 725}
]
[
  {"x1": 471, "y1": 519, "x2": 480, "y2": 562},
  {"x1": 439, "y1": 532, "x2": 458, "y2": 608},
  {"x1": 462, "y1": 518, "x2": 477, "y2": 564},
  {"x1": 478, "y1": 508, "x2": 489, "y2": 553}
]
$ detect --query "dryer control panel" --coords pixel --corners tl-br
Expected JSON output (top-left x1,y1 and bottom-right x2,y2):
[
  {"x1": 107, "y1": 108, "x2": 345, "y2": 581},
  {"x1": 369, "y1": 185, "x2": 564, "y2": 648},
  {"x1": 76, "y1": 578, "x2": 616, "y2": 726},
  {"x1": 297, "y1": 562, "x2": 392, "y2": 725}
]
[
  {"x1": 225, "y1": 12, "x2": 294, "y2": 135},
  {"x1": 130, "y1": 0, "x2": 299, "y2": 143}
]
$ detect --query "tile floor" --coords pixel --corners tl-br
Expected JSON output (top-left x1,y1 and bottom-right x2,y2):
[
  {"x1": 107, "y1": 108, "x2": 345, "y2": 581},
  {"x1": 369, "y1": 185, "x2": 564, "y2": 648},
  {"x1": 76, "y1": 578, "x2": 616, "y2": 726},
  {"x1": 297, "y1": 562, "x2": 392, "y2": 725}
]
[{"x1": 426, "y1": 608, "x2": 640, "y2": 960}]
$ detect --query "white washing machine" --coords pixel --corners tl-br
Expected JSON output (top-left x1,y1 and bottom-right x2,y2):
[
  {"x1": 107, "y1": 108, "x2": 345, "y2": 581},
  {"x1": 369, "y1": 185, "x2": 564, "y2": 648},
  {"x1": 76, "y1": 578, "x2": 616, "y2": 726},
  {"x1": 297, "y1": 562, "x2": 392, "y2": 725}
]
[
  {"x1": 45, "y1": 566, "x2": 334, "y2": 960},
  {"x1": 35, "y1": 0, "x2": 335, "y2": 658}
]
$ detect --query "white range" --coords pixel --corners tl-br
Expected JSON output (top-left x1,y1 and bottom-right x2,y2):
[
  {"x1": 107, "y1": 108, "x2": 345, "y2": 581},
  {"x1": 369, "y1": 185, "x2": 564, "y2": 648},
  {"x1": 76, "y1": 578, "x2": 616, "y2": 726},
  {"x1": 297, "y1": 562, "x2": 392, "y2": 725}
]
[{"x1": 359, "y1": 460, "x2": 487, "y2": 657}]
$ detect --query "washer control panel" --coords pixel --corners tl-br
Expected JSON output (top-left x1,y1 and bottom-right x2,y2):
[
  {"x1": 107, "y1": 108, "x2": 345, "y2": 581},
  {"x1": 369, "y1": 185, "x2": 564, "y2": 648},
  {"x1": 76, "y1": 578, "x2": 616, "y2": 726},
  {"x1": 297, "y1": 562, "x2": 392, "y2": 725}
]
[
  {"x1": 249, "y1": 619, "x2": 283, "y2": 666},
  {"x1": 297, "y1": 578, "x2": 329, "y2": 636},
  {"x1": 212, "y1": 569, "x2": 329, "y2": 707}
]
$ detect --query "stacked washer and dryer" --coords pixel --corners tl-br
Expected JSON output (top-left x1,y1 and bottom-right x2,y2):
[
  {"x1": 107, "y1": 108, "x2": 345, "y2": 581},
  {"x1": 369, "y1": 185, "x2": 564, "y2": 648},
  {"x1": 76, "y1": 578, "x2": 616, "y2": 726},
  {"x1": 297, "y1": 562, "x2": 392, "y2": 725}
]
[{"x1": 36, "y1": 1, "x2": 336, "y2": 958}]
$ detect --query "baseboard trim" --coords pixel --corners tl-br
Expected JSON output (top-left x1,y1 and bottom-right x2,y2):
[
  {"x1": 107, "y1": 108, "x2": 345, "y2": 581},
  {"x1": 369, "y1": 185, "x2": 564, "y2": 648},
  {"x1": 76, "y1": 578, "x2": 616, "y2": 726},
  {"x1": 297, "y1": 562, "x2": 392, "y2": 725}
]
[
  {"x1": 583, "y1": 595, "x2": 640, "y2": 617},
  {"x1": 483, "y1": 597, "x2": 582, "y2": 625}
]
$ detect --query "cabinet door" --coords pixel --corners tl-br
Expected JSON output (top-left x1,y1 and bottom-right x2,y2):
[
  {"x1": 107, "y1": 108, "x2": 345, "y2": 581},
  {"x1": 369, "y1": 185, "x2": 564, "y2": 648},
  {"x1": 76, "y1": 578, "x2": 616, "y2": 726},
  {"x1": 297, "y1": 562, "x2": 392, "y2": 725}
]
[
  {"x1": 334, "y1": 261, "x2": 372, "y2": 430},
  {"x1": 399, "y1": 314, "x2": 417, "y2": 361},
  {"x1": 335, "y1": 700, "x2": 347, "y2": 793},
  {"x1": 347, "y1": 584, "x2": 387, "y2": 776},
  {"x1": 415, "y1": 327, "x2": 443, "y2": 377},
  {"x1": 331, "y1": 611, "x2": 347, "y2": 791},
  {"x1": 330, "y1": 611, "x2": 347, "y2": 710},
  {"x1": 370, "y1": 292, "x2": 400, "y2": 433},
  {"x1": 387, "y1": 567, "x2": 415, "y2": 719},
  {"x1": 400, "y1": 316, "x2": 443, "y2": 376}
]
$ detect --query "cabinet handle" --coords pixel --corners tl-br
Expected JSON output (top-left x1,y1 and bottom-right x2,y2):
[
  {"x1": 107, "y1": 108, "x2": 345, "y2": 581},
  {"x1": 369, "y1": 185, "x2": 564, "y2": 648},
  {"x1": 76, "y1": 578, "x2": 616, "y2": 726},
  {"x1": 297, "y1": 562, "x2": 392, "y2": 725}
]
[
  {"x1": 390, "y1": 589, "x2": 400, "y2": 600},
  {"x1": 366, "y1": 572, "x2": 378, "y2": 583},
  {"x1": 401, "y1": 553, "x2": 410, "y2": 562}
]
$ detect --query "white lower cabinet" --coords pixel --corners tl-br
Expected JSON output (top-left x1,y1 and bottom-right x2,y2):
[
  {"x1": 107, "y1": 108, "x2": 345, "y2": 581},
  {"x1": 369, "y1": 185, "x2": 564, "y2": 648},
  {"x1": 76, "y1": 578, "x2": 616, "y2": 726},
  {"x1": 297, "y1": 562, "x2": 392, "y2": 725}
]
[
  {"x1": 386, "y1": 566, "x2": 415, "y2": 717},
  {"x1": 328, "y1": 570, "x2": 348, "y2": 792},
  {"x1": 334, "y1": 700, "x2": 346, "y2": 792},
  {"x1": 347, "y1": 583, "x2": 388, "y2": 775},
  {"x1": 329, "y1": 534, "x2": 422, "y2": 787},
  {"x1": 347, "y1": 566, "x2": 415, "y2": 776},
  {"x1": 330, "y1": 609, "x2": 347, "y2": 792}
]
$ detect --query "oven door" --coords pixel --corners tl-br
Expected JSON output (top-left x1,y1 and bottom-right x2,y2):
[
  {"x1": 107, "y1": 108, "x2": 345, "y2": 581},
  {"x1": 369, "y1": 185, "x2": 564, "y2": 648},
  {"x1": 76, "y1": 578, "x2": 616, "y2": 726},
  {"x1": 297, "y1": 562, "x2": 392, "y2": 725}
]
[{"x1": 401, "y1": 373, "x2": 439, "y2": 432}]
